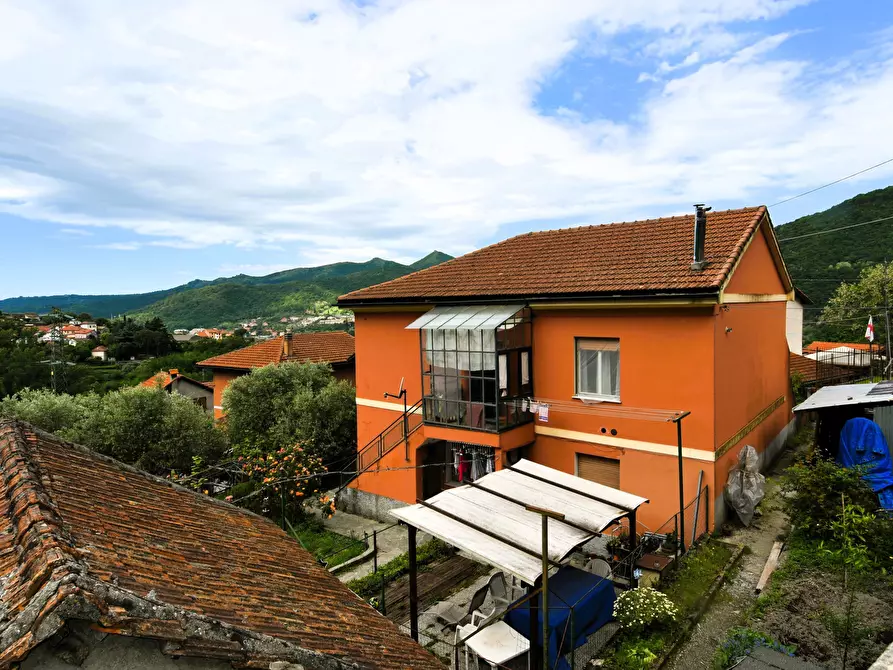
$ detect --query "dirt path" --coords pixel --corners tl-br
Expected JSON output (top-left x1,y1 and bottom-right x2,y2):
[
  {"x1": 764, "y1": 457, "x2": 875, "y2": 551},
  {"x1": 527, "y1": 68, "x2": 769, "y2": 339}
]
[{"x1": 664, "y1": 449, "x2": 796, "y2": 670}]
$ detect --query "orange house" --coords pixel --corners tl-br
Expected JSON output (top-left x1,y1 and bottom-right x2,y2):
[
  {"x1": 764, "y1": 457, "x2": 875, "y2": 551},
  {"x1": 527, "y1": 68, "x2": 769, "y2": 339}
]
[
  {"x1": 198, "y1": 332, "x2": 356, "y2": 417},
  {"x1": 337, "y1": 206, "x2": 796, "y2": 532}
]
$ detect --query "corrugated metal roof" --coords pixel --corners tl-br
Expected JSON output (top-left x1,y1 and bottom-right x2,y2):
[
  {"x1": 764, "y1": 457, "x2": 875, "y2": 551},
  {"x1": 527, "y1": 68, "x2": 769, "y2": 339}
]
[
  {"x1": 389, "y1": 459, "x2": 648, "y2": 584},
  {"x1": 793, "y1": 383, "x2": 893, "y2": 413}
]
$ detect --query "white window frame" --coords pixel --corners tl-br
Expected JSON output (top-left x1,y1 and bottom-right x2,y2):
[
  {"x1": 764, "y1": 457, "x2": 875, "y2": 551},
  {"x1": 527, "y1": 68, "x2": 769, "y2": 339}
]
[{"x1": 574, "y1": 338, "x2": 620, "y2": 402}]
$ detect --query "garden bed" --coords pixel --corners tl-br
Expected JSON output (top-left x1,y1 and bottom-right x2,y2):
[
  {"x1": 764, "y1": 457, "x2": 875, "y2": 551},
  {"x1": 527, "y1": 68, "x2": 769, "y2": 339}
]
[
  {"x1": 289, "y1": 518, "x2": 367, "y2": 567},
  {"x1": 600, "y1": 539, "x2": 738, "y2": 669}
]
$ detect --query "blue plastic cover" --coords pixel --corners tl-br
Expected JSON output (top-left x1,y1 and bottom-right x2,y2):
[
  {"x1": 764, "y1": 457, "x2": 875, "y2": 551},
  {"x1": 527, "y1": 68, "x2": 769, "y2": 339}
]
[{"x1": 837, "y1": 418, "x2": 893, "y2": 503}]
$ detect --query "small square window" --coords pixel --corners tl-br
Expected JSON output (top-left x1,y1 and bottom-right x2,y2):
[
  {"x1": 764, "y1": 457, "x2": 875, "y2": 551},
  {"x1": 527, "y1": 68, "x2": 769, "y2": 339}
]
[{"x1": 576, "y1": 339, "x2": 620, "y2": 400}]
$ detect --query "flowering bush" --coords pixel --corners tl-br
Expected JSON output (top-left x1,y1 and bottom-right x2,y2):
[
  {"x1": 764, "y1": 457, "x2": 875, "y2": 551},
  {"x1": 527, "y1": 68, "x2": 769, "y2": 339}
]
[
  {"x1": 613, "y1": 587, "x2": 678, "y2": 633},
  {"x1": 234, "y1": 441, "x2": 334, "y2": 519}
]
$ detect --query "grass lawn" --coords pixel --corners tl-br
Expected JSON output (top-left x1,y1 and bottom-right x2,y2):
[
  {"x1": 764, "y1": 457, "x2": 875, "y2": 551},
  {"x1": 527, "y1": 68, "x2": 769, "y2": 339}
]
[
  {"x1": 601, "y1": 539, "x2": 736, "y2": 669},
  {"x1": 289, "y1": 519, "x2": 367, "y2": 568}
]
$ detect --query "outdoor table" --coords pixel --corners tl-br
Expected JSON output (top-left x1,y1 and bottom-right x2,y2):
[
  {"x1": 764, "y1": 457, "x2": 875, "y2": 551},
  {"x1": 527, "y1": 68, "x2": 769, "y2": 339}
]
[
  {"x1": 504, "y1": 566, "x2": 614, "y2": 670},
  {"x1": 458, "y1": 621, "x2": 530, "y2": 669}
]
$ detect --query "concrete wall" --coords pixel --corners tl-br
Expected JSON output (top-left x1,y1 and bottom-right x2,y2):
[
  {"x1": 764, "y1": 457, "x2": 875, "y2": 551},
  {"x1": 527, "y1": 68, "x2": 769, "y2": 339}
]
[
  {"x1": 23, "y1": 633, "x2": 232, "y2": 670},
  {"x1": 337, "y1": 485, "x2": 408, "y2": 523}
]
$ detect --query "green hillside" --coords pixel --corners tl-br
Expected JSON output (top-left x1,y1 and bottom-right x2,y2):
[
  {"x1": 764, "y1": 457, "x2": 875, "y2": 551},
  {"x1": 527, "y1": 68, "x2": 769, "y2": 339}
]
[
  {"x1": 0, "y1": 252, "x2": 452, "y2": 326},
  {"x1": 126, "y1": 252, "x2": 452, "y2": 328},
  {"x1": 777, "y1": 184, "x2": 893, "y2": 323}
]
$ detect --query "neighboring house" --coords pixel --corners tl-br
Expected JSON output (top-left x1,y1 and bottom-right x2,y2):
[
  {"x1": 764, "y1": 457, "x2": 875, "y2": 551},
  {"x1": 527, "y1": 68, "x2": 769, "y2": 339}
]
[
  {"x1": 91, "y1": 345, "x2": 109, "y2": 361},
  {"x1": 337, "y1": 205, "x2": 795, "y2": 530},
  {"x1": 173, "y1": 332, "x2": 199, "y2": 343},
  {"x1": 804, "y1": 340, "x2": 878, "y2": 368},
  {"x1": 198, "y1": 332, "x2": 356, "y2": 417},
  {"x1": 140, "y1": 369, "x2": 214, "y2": 412},
  {"x1": 0, "y1": 420, "x2": 440, "y2": 670}
]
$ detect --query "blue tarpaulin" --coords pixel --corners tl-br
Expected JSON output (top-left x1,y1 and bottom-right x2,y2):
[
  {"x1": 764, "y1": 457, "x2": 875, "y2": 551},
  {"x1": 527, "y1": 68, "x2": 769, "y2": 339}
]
[
  {"x1": 838, "y1": 417, "x2": 893, "y2": 507},
  {"x1": 504, "y1": 566, "x2": 615, "y2": 670}
]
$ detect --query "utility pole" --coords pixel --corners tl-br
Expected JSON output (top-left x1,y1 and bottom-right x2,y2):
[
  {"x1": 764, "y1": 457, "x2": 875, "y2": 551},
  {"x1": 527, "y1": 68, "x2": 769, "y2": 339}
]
[{"x1": 884, "y1": 261, "x2": 893, "y2": 380}]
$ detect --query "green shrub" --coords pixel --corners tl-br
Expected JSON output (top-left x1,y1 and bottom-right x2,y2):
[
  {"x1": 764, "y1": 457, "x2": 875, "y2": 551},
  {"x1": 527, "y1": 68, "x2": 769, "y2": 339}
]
[
  {"x1": 782, "y1": 456, "x2": 877, "y2": 541},
  {"x1": 713, "y1": 628, "x2": 795, "y2": 669},
  {"x1": 613, "y1": 588, "x2": 678, "y2": 634},
  {"x1": 610, "y1": 635, "x2": 665, "y2": 670}
]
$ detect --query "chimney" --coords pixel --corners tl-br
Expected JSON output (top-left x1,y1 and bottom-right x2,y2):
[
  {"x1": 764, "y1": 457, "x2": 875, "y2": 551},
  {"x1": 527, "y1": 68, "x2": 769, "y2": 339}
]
[
  {"x1": 282, "y1": 333, "x2": 293, "y2": 359},
  {"x1": 691, "y1": 203, "x2": 711, "y2": 271}
]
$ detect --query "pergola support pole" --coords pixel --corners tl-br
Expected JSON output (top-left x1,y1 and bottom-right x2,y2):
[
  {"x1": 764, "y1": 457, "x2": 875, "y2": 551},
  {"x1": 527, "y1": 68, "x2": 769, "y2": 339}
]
[
  {"x1": 408, "y1": 524, "x2": 418, "y2": 641},
  {"x1": 671, "y1": 412, "x2": 691, "y2": 554}
]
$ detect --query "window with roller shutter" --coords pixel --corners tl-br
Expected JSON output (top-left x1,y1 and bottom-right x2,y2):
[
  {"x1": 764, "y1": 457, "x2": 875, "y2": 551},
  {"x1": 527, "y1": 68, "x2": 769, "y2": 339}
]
[{"x1": 576, "y1": 454, "x2": 620, "y2": 489}]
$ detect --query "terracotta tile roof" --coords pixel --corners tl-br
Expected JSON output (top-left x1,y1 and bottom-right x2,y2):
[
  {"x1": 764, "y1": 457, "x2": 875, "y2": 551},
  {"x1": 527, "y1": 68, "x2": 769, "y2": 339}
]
[
  {"x1": 789, "y1": 352, "x2": 854, "y2": 383},
  {"x1": 198, "y1": 333, "x2": 355, "y2": 371},
  {"x1": 0, "y1": 420, "x2": 440, "y2": 669},
  {"x1": 339, "y1": 207, "x2": 776, "y2": 304},
  {"x1": 805, "y1": 341, "x2": 877, "y2": 352},
  {"x1": 140, "y1": 370, "x2": 173, "y2": 389},
  {"x1": 91, "y1": 345, "x2": 108, "y2": 351}
]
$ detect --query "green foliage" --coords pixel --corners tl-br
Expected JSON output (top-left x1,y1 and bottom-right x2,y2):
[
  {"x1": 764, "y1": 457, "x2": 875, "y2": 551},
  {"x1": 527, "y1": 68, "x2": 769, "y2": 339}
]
[
  {"x1": 820, "y1": 261, "x2": 893, "y2": 344},
  {"x1": 123, "y1": 335, "x2": 253, "y2": 385},
  {"x1": 776, "y1": 184, "x2": 893, "y2": 340},
  {"x1": 610, "y1": 635, "x2": 665, "y2": 670},
  {"x1": 231, "y1": 442, "x2": 331, "y2": 519},
  {"x1": 713, "y1": 628, "x2": 795, "y2": 669},
  {"x1": 791, "y1": 371, "x2": 807, "y2": 404},
  {"x1": 125, "y1": 253, "x2": 452, "y2": 329},
  {"x1": 104, "y1": 316, "x2": 178, "y2": 360},
  {"x1": 613, "y1": 588, "x2": 678, "y2": 633},
  {"x1": 781, "y1": 456, "x2": 877, "y2": 541},
  {"x1": 347, "y1": 539, "x2": 453, "y2": 600},
  {"x1": 0, "y1": 387, "x2": 225, "y2": 474},
  {"x1": 661, "y1": 540, "x2": 734, "y2": 615},
  {"x1": 0, "y1": 313, "x2": 51, "y2": 396},
  {"x1": 290, "y1": 517, "x2": 366, "y2": 567},
  {"x1": 222, "y1": 362, "x2": 357, "y2": 463}
]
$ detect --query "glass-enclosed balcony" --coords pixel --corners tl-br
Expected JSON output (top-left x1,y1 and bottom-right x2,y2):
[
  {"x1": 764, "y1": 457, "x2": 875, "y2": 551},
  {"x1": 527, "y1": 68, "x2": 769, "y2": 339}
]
[{"x1": 406, "y1": 304, "x2": 532, "y2": 432}]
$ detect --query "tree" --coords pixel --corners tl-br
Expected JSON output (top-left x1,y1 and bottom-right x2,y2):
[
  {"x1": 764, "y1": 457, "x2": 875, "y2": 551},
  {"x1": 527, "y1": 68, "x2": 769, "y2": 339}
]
[
  {"x1": 0, "y1": 314, "x2": 51, "y2": 396},
  {"x1": 821, "y1": 262, "x2": 893, "y2": 345},
  {"x1": 222, "y1": 362, "x2": 356, "y2": 464},
  {"x1": 0, "y1": 387, "x2": 226, "y2": 475}
]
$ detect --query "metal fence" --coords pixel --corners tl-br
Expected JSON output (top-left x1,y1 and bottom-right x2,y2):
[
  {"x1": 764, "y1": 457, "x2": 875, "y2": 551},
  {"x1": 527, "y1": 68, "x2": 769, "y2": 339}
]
[{"x1": 650, "y1": 480, "x2": 711, "y2": 556}]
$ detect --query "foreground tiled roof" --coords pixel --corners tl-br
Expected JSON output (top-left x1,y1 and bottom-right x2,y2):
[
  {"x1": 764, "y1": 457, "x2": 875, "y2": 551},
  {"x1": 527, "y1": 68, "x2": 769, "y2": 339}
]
[
  {"x1": 0, "y1": 420, "x2": 439, "y2": 669},
  {"x1": 198, "y1": 333, "x2": 355, "y2": 370},
  {"x1": 140, "y1": 370, "x2": 174, "y2": 388},
  {"x1": 339, "y1": 207, "x2": 776, "y2": 304},
  {"x1": 789, "y1": 352, "x2": 854, "y2": 383},
  {"x1": 805, "y1": 341, "x2": 877, "y2": 352}
]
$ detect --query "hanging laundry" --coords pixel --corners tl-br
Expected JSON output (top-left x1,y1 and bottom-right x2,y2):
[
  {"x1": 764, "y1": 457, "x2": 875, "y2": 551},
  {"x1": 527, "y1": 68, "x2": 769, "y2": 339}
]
[
  {"x1": 537, "y1": 403, "x2": 549, "y2": 423},
  {"x1": 498, "y1": 354, "x2": 508, "y2": 390}
]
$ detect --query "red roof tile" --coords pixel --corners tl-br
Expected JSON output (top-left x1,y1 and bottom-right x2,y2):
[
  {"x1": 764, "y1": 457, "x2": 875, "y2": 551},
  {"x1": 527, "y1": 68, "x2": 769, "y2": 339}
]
[
  {"x1": 339, "y1": 207, "x2": 777, "y2": 304},
  {"x1": 198, "y1": 333, "x2": 355, "y2": 371},
  {"x1": 789, "y1": 352, "x2": 854, "y2": 383},
  {"x1": 0, "y1": 420, "x2": 440, "y2": 669},
  {"x1": 140, "y1": 371, "x2": 173, "y2": 388},
  {"x1": 805, "y1": 341, "x2": 877, "y2": 352}
]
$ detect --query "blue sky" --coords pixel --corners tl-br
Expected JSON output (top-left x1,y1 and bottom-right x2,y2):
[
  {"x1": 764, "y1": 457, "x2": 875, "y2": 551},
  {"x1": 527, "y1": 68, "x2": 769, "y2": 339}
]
[{"x1": 2, "y1": 0, "x2": 893, "y2": 298}]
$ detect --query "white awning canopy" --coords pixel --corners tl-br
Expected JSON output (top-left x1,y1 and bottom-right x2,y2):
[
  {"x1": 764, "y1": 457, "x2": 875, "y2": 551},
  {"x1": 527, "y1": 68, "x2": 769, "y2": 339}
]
[
  {"x1": 390, "y1": 459, "x2": 648, "y2": 584},
  {"x1": 405, "y1": 304, "x2": 525, "y2": 331}
]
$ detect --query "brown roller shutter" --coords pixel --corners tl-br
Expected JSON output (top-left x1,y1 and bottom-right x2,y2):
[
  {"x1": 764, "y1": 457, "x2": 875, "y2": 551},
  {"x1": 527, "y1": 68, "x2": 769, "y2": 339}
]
[{"x1": 577, "y1": 454, "x2": 620, "y2": 489}]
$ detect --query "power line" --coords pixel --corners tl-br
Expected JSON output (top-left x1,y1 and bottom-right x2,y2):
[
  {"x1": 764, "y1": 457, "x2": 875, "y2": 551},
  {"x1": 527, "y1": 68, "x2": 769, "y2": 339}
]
[
  {"x1": 777, "y1": 214, "x2": 893, "y2": 242},
  {"x1": 769, "y1": 158, "x2": 893, "y2": 208}
]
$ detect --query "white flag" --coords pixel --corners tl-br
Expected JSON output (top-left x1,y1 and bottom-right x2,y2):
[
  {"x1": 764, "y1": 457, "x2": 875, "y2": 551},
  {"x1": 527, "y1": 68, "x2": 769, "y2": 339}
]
[{"x1": 866, "y1": 315, "x2": 875, "y2": 343}]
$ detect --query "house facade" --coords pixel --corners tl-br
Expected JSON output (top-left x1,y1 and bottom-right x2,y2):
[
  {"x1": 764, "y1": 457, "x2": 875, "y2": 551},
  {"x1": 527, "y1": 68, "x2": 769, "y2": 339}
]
[
  {"x1": 140, "y1": 369, "x2": 215, "y2": 412},
  {"x1": 337, "y1": 206, "x2": 795, "y2": 531},
  {"x1": 198, "y1": 332, "x2": 356, "y2": 417}
]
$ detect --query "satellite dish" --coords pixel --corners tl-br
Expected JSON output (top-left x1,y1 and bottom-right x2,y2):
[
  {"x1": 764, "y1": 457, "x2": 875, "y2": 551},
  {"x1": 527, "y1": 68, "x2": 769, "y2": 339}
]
[{"x1": 398, "y1": 377, "x2": 405, "y2": 394}]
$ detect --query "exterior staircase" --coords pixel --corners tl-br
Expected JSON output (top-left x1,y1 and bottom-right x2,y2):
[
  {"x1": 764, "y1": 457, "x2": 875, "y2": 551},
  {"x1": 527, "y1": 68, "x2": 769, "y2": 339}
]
[{"x1": 337, "y1": 399, "x2": 424, "y2": 494}]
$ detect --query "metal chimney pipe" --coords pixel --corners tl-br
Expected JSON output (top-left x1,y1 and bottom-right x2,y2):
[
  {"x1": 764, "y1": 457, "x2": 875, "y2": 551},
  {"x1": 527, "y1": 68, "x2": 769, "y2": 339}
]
[{"x1": 691, "y1": 204, "x2": 711, "y2": 270}]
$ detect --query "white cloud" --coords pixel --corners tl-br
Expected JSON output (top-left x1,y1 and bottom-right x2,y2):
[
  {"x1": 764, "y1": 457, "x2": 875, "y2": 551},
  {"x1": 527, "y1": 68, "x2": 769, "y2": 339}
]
[
  {"x1": 59, "y1": 228, "x2": 93, "y2": 236},
  {"x1": 1, "y1": 0, "x2": 892, "y2": 262},
  {"x1": 94, "y1": 242, "x2": 141, "y2": 251}
]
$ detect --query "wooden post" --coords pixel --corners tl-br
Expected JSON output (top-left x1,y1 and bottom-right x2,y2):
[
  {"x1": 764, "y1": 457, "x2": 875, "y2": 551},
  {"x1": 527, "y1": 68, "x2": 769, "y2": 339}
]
[
  {"x1": 408, "y1": 525, "x2": 418, "y2": 641},
  {"x1": 530, "y1": 577, "x2": 541, "y2": 670},
  {"x1": 629, "y1": 508, "x2": 638, "y2": 588}
]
